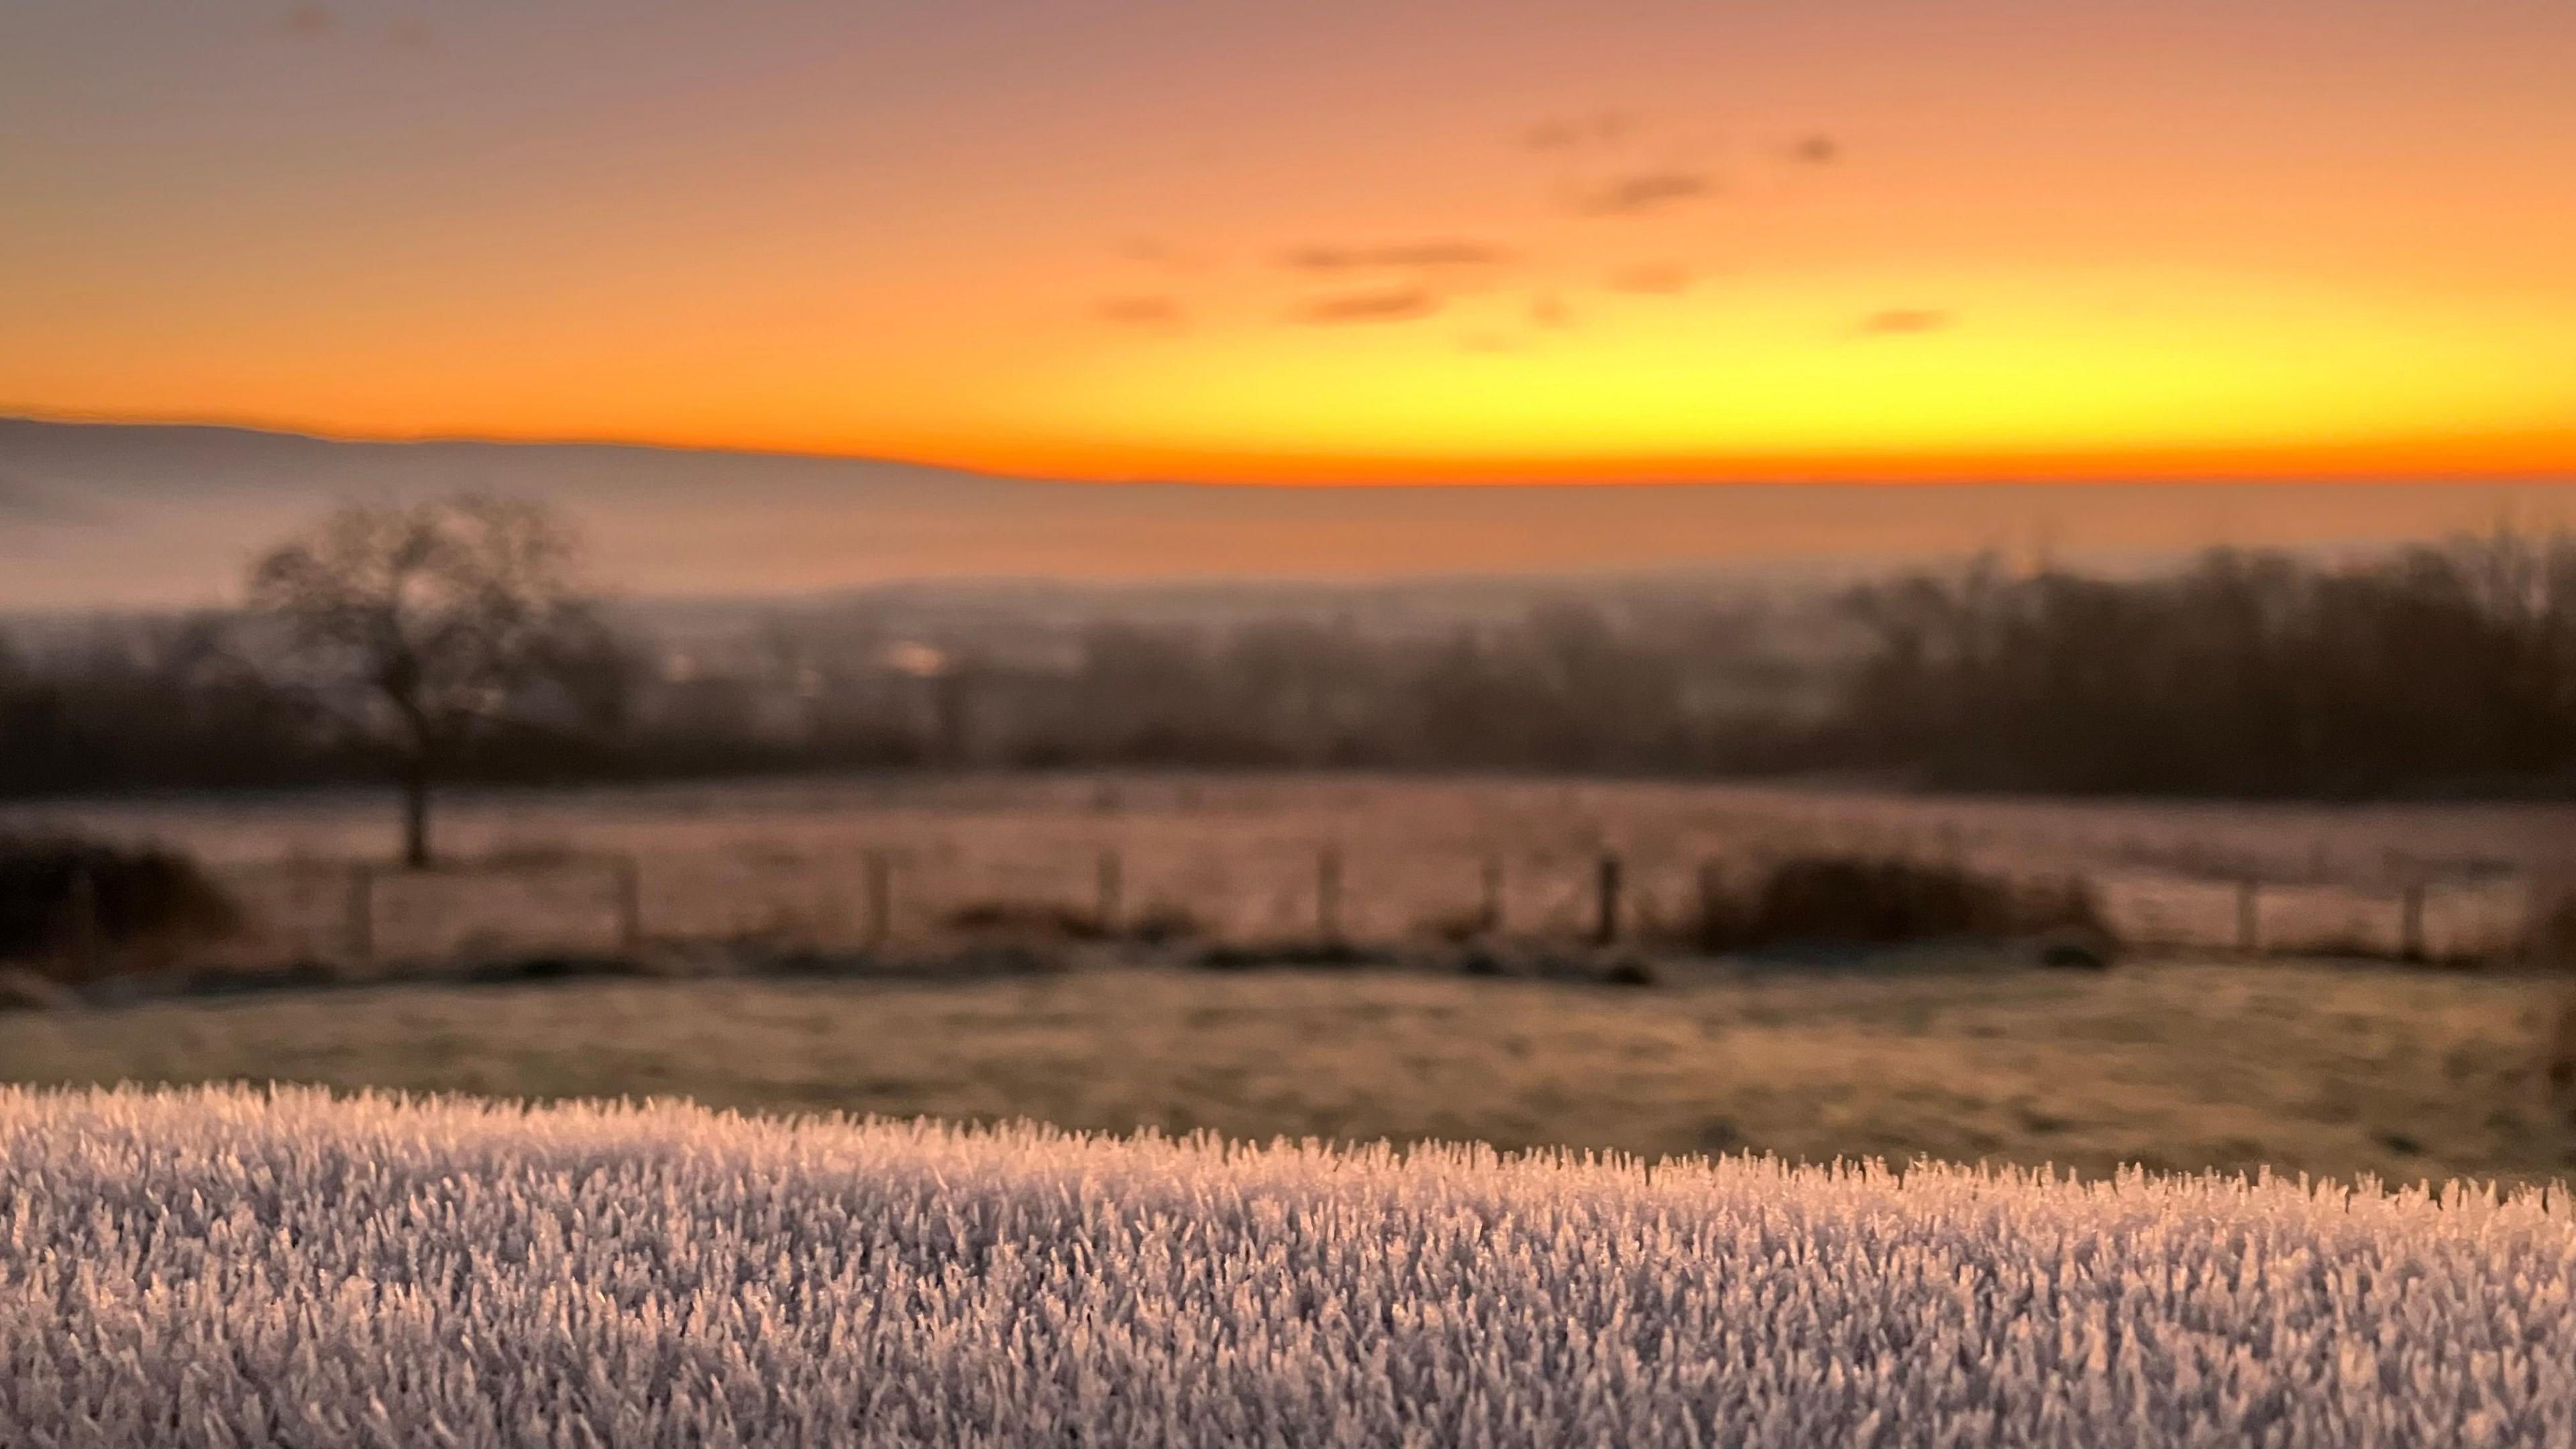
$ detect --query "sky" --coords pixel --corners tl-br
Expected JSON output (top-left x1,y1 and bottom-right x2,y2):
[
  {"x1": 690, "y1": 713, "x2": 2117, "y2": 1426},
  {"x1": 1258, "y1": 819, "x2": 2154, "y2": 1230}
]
[{"x1": 4, "y1": 0, "x2": 2576, "y2": 486}]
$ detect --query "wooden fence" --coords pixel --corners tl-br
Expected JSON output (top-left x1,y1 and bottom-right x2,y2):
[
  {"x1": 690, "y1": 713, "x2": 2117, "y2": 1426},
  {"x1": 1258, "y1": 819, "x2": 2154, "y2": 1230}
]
[{"x1": 190, "y1": 843, "x2": 2551, "y2": 972}]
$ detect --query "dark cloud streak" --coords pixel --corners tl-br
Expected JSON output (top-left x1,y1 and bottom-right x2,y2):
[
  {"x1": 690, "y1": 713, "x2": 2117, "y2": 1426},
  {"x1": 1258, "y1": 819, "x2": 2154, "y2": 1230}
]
[
  {"x1": 1096, "y1": 296, "x2": 1187, "y2": 329},
  {"x1": 1294, "y1": 288, "x2": 1442, "y2": 325},
  {"x1": 1522, "y1": 111, "x2": 1634, "y2": 151},
  {"x1": 1282, "y1": 241, "x2": 1515, "y2": 272},
  {"x1": 1571, "y1": 169, "x2": 1716, "y2": 216}
]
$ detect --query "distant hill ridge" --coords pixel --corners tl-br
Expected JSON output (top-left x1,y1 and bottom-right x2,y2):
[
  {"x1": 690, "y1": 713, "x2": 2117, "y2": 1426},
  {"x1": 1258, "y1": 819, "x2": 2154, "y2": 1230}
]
[{"x1": 2, "y1": 414, "x2": 2569, "y2": 610}]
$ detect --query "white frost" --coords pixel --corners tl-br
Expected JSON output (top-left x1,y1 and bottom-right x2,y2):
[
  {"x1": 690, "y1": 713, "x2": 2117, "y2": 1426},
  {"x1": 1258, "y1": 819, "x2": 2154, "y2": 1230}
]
[{"x1": 3, "y1": 1085, "x2": 2571, "y2": 1446}]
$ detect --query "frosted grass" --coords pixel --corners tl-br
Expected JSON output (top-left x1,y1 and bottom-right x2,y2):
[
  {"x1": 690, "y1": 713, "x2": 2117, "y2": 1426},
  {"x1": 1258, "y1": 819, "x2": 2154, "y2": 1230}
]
[{"x1": 3, "y1": 1086, "x2": 2572, "y2": 1446}]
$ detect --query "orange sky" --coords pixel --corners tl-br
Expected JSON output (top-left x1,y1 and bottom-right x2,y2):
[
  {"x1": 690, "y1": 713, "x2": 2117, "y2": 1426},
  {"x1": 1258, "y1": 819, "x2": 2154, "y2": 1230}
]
[{"x1": 5, "y1": 0, "x2": 2575, "y2": 484}]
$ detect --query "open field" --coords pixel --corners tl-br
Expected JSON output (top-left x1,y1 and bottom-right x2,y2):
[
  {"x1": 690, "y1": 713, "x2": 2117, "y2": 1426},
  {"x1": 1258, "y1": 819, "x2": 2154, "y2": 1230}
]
[
  {"x1": 6, "y1": 773, "x2": 2568, "y2": 966},
  {"x1": 7, "y1": 1083, "x2": 2574, "y2": 1447},
  {"x1": 7, "y1": 958, "x2": 2571, "y2": 1187}
]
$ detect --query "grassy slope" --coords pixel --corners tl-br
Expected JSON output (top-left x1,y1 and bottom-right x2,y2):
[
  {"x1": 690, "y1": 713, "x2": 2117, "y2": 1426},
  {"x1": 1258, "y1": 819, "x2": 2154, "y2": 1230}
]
[{"x1": 5, "y1": 959, "x2": 2567, "y2": 1186}]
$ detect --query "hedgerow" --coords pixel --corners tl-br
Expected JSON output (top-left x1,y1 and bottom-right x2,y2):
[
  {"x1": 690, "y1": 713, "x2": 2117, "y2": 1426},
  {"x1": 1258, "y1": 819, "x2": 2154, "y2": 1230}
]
[{"x1": 3, "y1": 1085, "x2": 2571, "y2": 1446}]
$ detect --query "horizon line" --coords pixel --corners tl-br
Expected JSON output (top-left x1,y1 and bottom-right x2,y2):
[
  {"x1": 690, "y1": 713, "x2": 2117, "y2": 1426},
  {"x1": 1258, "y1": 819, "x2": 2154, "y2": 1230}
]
[{"x1": 9, "y1": 407, "x2": 2575, "y2": 492}]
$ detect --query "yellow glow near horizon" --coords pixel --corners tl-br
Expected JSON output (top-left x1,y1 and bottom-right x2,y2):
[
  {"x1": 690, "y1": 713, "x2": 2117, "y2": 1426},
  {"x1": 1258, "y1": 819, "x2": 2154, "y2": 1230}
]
[{"x1": 971, "y1": 270, "x2": 2576, "y2": 482}]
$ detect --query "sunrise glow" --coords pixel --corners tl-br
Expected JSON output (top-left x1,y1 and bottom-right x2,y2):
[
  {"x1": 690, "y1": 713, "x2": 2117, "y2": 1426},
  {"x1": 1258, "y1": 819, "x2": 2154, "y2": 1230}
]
[{"x1": 6, "y1": 0, "x2": 2575, "y2": 483}]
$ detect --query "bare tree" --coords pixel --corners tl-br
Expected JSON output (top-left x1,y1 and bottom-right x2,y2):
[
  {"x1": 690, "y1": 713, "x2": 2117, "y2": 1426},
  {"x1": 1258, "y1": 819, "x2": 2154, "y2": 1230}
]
[{"x1": 248, "y1": 497, "x2": 610, "y2": 868}]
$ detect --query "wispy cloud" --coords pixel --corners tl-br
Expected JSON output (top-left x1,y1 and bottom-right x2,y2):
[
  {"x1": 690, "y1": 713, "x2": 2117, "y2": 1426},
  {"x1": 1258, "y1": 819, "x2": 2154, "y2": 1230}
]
[
  {"x1": 1096, "y1": 296, "x2": 1187, "y2": 330},
  {"x1": 1529, "y1": 295, "x2": 1574, "y2": 330},
  {"x1": 1857, "y1": 308, "x2": 1954, "y2": 337},
  {"x1": 1570, "y1": 169, "x2": 1716, "y2": 216},
  {"x1": 1607, "y1": 262, "x2": 1695, "y2": 295},
  {"x1": 1294, "y1": 288, "x2": 1442, "y2": 325},
  {"x1": 1786, "y1": 134, "x2": 1841, "y2": 166},
  {"x1": 1521, "y1": 111, "x2": 1635, "y2": 152},
  {"x1": 1514, "y1": 110, "x2": 1638, "y2": 150},
  {"x1": 1281, "y1": 241, "x2": 1515, "y2": 272}
]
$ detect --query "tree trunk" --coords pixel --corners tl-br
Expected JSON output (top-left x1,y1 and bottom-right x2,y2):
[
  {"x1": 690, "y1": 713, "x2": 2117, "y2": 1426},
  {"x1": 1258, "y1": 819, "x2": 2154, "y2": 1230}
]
[{"x1": 400, "y1": 762, "x2": 433, "y2": 870}]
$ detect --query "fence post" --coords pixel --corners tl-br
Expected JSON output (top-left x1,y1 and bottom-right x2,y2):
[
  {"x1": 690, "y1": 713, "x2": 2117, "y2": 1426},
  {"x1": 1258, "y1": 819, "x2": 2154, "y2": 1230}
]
[
  {"x1": 865, "y1": 851, "x2": 893, "y2": 948},
  {"x1": 1317, "y1": 845, "x2": 1343, "y2": 944},
  {"x1": 2400, "y1": 881, "x2": 2426, "y2": 963},
  {"x1": 1095, "y1": 849, "x2": 1122, "y2": 934},
  {"x1": 345, "y1": 864, "x2": 374, "y2": 968},
  {"x1": 2236, "y1": 877, "x2": 2261, "y2": 956},
  {"x1": 1480, "y1": 857, "x2": 1505, "y2": 936},
  {"x1": 612, "y1": 855, "x2": 643, "y2": 956},
  {"x1": 1594, "y1": 853, "x2": 1623, "y2": 947}
]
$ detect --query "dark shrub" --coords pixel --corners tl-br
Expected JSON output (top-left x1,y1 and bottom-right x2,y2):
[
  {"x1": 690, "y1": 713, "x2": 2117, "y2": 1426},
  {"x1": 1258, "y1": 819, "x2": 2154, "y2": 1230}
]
[
  {"x1": 464, "y1": 953, "x2": 652, "y2": 984},
  {"x1": 1599, "y1": 956, "x2": 1658, "y2": 987},
  {"x1": 0, "y1": 835, "x2": 240, "y2": 982},
  {"x1": 2538, "y1": 894, "x2": 2576, "y2": 1116},
  {"x1": 942, "y1": 899, "x2": 1110, "y2": 941},
  {"x1": 1750, "y1": 856, "x2": 2008, "y2": 945},
  {"x1": 2534, "y1": 892, "x2": 2576, "y2": 967},
  {"x1": 945, "y1": 897, "x2": 1203, "y2": 945},
  {"x1": 1125, "y1": 905, "x2": 1205, "y2": 945},
  {"x1": 1193, "y1": 940, "x2": 1387, "y2": 971},
  {"x1": 1419, "y1": 906, "x2": 1497, "y2": 945},
  {"x1": 2039, "y1": 938, "x2": 2114, "y2": 970},
  {"x1": 1193, "y1": 944, "x2": 1266, "y2": 971},
  {"x1": 1696, "y1": 853, "x2": 2114, "y2": 957}
]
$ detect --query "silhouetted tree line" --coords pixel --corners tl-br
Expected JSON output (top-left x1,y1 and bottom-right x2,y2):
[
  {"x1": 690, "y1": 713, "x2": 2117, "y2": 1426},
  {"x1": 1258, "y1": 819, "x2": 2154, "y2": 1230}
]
[
  {"x1": 985, "y1": 604, "x2": 1820, "y2": 773},
  {"x1": 0, "y1": 616, "x2": 336, "y2": 793},
  {"x1": 1835, "y1": 534, "x2": 2576, "y2": 796},
  {"x1": 5, "y1": 533, "x2": 2574, "y2": 801}
]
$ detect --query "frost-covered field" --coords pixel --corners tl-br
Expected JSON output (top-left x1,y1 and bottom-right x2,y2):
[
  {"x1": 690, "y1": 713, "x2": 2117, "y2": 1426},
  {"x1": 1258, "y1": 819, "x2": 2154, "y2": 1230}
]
[{"x1": 5, "y1": 1086, "x2": 2575, "y2": 1448}]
